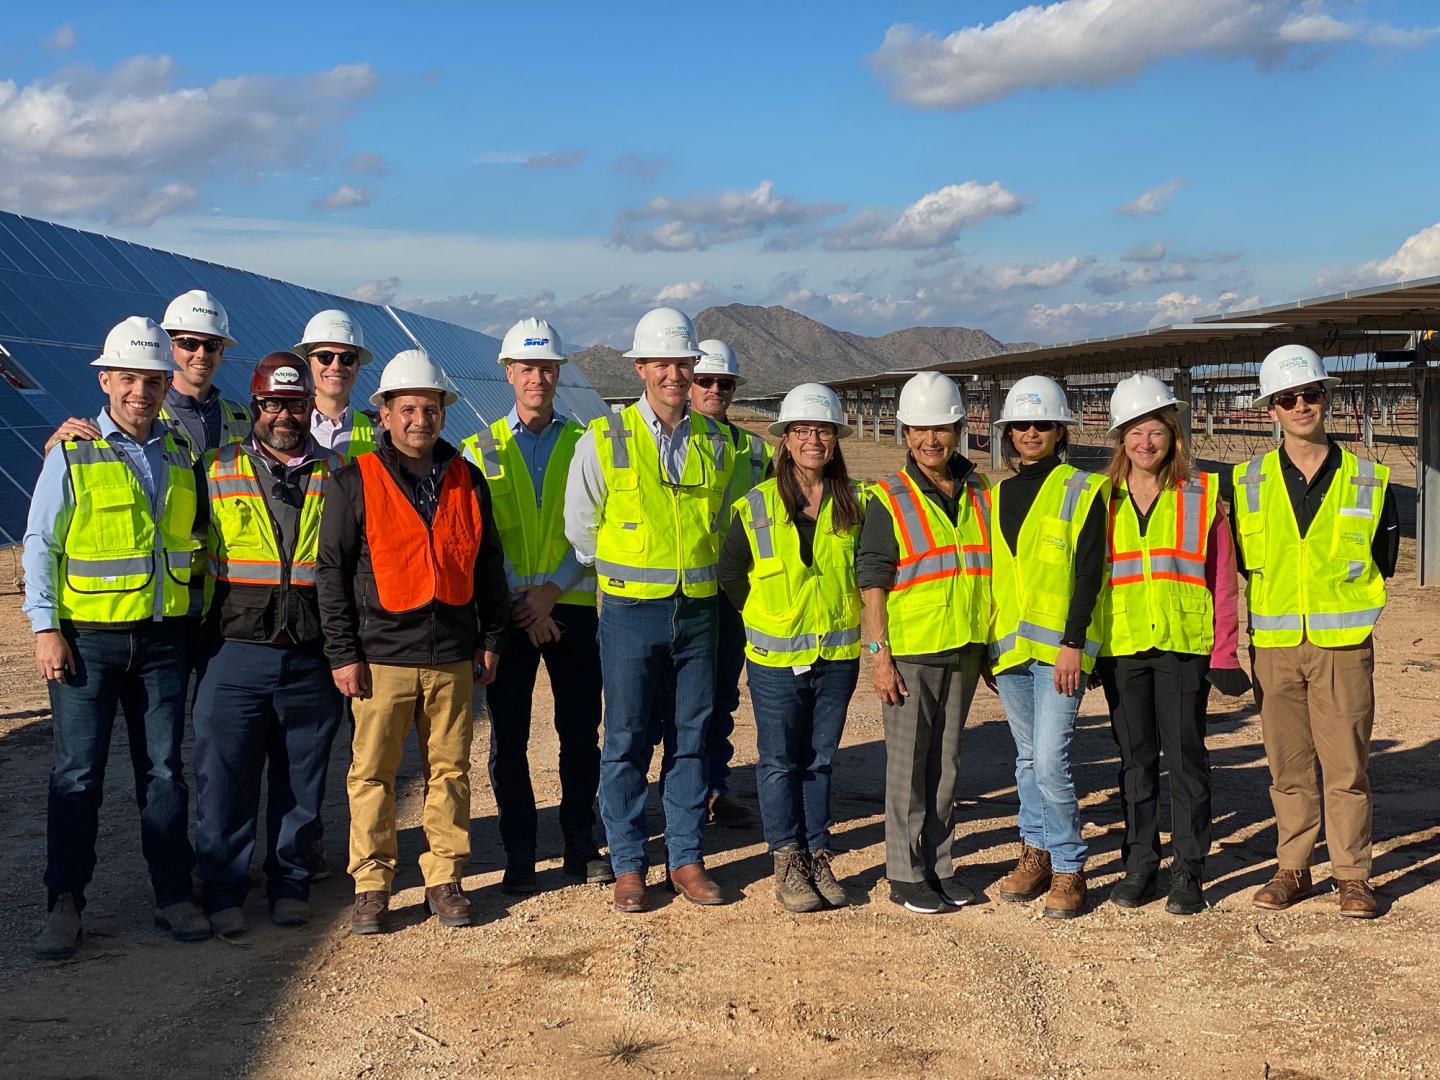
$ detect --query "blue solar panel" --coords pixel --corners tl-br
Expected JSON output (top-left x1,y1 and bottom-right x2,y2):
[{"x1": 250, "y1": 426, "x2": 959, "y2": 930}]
[{"x1": 0, "y1": 209, "x2": 608, "y2": 542}]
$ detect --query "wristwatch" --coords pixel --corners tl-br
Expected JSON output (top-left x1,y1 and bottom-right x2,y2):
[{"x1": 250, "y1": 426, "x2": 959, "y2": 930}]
[
  {"x1": 1059, "y1": 637, "x2": 1085, "y2": 649},
  {"x1": 866, "y1": 639, "x2": 889, "y2": 655}
]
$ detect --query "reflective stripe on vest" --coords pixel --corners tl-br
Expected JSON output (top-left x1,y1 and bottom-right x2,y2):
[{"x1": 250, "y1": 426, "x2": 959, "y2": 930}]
[
  {"x1": 357, "y1": 454, "x2": 482, "y2": 611},
  {"x1": 720, "y1": 427, "x2": 773, "y2": 527},
  {"x1": 206, "y1": 443, "x2": 331, "y2": 588}
]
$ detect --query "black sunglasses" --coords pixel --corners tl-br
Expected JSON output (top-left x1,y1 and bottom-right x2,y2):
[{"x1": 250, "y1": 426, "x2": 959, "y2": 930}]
[
  {"x1": 310, "y1": 349, "x2": 359, "y2": 367},
  {"x1": 1009, "y1": 420, "x2": 1057, "y2": 433},
  {"x1": 694, "y1": 376, "x2": 736, "y2": 390},
  {"x1": 172, "y1": 336, "x2": 223, "y2": 354},
  {"x1": 1271, "y1": 388, "x2": 1325, "y2": 410}
]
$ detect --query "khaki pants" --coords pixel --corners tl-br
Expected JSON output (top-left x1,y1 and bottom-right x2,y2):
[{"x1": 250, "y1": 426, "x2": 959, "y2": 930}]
[
  {"x1": 1252, "y1": 638, "x2": 1375, "y2": 879},
  {"x1": 347, "y1": 660, "x2": 474, "y2": 893}
]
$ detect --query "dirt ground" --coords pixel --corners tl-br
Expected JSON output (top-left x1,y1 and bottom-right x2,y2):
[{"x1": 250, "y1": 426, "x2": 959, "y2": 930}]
[{"x1": 1, "y1": 425, "x2": 1437, "y2": 1080}]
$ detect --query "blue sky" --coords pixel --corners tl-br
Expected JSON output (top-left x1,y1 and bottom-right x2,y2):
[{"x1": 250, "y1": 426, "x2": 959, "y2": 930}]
[{"x1": 2, "y1": 1, "x2": 1439, "y2": 348}]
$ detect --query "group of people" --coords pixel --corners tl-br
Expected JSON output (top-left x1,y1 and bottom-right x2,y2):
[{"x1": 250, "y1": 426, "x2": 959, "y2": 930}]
[{"x1": 21, "y1": 287, "x2": 1397, "y2": 959}]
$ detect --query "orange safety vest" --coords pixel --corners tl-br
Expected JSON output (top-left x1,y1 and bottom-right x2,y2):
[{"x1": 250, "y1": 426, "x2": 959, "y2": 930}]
[{"x1": 357, "y1": 453, "x2": 481, "y2": 612}]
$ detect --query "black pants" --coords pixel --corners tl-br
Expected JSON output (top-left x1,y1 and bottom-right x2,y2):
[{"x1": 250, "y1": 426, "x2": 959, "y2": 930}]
[
  {"x1": 1097, "y1": 650, "x2": 1212, "y2": 878},
  {"x1": 485, "y1": 603, "x2": 602, "y2": 860}
]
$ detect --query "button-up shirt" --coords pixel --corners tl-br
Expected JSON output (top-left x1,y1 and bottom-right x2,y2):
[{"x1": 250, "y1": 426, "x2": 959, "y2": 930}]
[
  {"x1": 506, "y1": 406, "x2": 567, "y2": 506},
  {"x1": 311, "y1": 404, "x2": 357, "y2": 457}
]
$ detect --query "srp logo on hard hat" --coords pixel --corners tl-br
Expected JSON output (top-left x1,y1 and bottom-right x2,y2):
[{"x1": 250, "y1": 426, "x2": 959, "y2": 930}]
[
  {"x1": 273, "y1": 367, "x2": 301, "y2": 384},
  {"x1": 662, "y1": 325, "x2": 689, "y2": 338},
  {"x1": 1280, "y1": 355, "x2": 1311, "y2": 370},
  {"x1": 523, "y1": 337, "x2": 551, "y2": 347},
  {"x1": 1016, "y1": 392, "x2": 1043, "y2": 407}
]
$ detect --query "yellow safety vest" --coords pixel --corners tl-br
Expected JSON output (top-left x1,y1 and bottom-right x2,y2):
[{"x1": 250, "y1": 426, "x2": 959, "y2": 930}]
[
  {"x1": 58, "y1": 433, "x2": 200, "y2": 625},
  {"x1": 205, "y1": 443, "x2": 331, "y2": 589},
  {"x1": 1231, "y1": 448, "x2": 1388, "y2": 648},
  {"x1": 721, "y1": 425, "x2": 773, "y2": 526},
  {"x1": 870, "y1": 465, "x2": 992, "y2": 656},
  {"x1": 462, "y1": 417, "x2": 596, "y2": 608},
  {"x1": 1101, "y1": 472, "x2": 1217, "y2": 657},
  {"x1": 591, "y1": 404, "x2": 733, "y2": 600},
  {"x1": 159, "y1": 396, "x2": 250, "y2": 460},
  {"x1": 345, "y1": 410, "x2": 377, "y2": 461},
  {"x1": 736, "y1": 479, "x2": 866, "y2": 667},
  {"x1": 990, "y1": 465, "x2": 1109, "y2": 674}
]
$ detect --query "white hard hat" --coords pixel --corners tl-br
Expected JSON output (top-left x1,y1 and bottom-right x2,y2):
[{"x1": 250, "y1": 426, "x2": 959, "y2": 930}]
[
  {"x1": 499, "y1": 317, "x2": 566, "y2": 364},
  {"x1": 622, "y1": 306, "x2": 704, "y2": 359},
  {"x1": 91, "y1": 316, "x2": 177, "y2": 372},
  {"x1": 1108, "y1": 373, "x2": 1188, "y2": 432},
  {"x1": 1251, "y1": 344, "x2": 1339, "y2": 408},
  {"x1": 694, "y1": 339, "x2": 747, "y2": 385},
  {"x1": 897, "y1": 371, "x2": 965, "y2": 427},
  {"x1": 369, "y1": 347, "x2": 460, "y2": 407},
  {"x1": 993, "y1": 375, "x2": 1077, "y2": 432},
  {"x1": 767, "y1": 383, "x2": 852, "y2": 438},
  {"x1": 160, "y1": 289, "x2": 236, "y2": 346},
  {"x1": 295, "y1": 309, "x2": 374, "y2": 365}
]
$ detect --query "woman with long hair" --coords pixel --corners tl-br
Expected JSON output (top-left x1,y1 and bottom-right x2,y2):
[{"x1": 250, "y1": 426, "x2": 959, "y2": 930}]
[
  {"x1": 1096, "y1": 375, "x2": 1245, "y2": 915},
  {"x1": 717, "y1": 383, "x2": 865, "y2": 912}
]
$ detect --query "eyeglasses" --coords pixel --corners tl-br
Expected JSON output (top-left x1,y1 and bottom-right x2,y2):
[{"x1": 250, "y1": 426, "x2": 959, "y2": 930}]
[
  {"x1": 1271, "y1": 388, "x2": 1326, "y2": 410},
  {"x1": 694, "y1": 376, "x2": 736, "y2": 391},
  {"x1": 787, "y1": 425, "x2": 837, "y2": 442},
  {"x1": 255, "y1": 397, "x2": 310, "y2": 415},
  {"x1": 1009, "y1": 420, "x2": 1057, "y2": 433},
  {"x1": 310, "y1": 350, "x2": 359, "y2": 367},
  {"x1": 172, "y1": 336, "x2": 223, "y2": 354}
]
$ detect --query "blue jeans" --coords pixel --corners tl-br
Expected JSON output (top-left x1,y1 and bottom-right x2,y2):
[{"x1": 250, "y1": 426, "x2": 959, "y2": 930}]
[
  {"x1": 746, "y1": 658, "x2": 857, "y2": 853},
  {"x1": 192, "y1": 640, "x2": 341, "y2": 912},
  {"x1": 705, "y1": 594, "x2": 746, "y2": 795},
  {"x1": 46, "y1": 622, "x2": 195, "y2": 910},
  {"x1": 996, "y1": 660, "x2": 1087, "y2": 873},
  {"x1": 598, "y1": 593, "x2": 717, "y2": 875}
]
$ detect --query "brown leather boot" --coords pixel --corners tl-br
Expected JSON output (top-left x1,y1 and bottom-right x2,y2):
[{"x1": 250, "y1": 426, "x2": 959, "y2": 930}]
[
  {"x1": 425, "y1": 883, "x2": 473, "y2": 928},
  {"x1": 1043, "y1": 871, "x2": 1087, "y2": 919},
  {"x1": 351, "y1": 891, "x2": 389, "y2": 935},
  {"x1": 612, "y1": 872, "x2": 648, "y2": 914},
  {"x1": 996, "y1": 843, "x2": 1052, "y2": 902},
  {"x1": 668, "y1": 862, "x2": 725, "y2": 905},
  {"x1": 1252, "y1": 868, "x2": 1312, "y2": 911},
  {"x1": 1337, "y1": 879, "x2": 1381, "y2": 919}
]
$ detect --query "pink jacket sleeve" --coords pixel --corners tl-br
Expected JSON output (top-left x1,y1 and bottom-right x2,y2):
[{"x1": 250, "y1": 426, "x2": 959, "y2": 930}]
[{"x1": 1206, "y1": 500, "x2": 1240, "y2": 669}]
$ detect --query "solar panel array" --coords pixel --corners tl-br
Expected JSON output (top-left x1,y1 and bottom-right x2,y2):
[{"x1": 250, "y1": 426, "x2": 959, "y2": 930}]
[{"x1": 0, "y1": 210, "x2": 608, "y2": 544}]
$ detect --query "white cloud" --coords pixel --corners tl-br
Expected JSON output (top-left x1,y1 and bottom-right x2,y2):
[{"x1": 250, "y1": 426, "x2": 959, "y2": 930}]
[
  {"x1": 869, "y1": 1, "x2": 1434, "y2": 109},
  {"x1": 1118, "y1": 178, "x2": 1184, "y2": 217},
  {"x1": 1023, "y1": 288, "x2": 1259, "y2": 339},
  {"x1": 612, "y1": 179, "x2": 846, "y2": 253},
  {"x1": 524, "y1": 149, "x2": 585, "y2": 169},
  {"x1": 1122, "y1": 240, "x2": 1167, "y2": 262},
  {"x1": 0, "y1": 56, "x2": 376, "y2": 226},
  {"x1": 47, "y1": 22, "x2": 76, "y2": 49},
  {"x1": 984, "y1": 256, "x2": 1092, "y2": 290},
  {"x1": 314, "y1": 184, "x2": 375, "y2": 209},
  {"x1": 654, "y1": 280, "x2": 713, "y2": 303},
  {"x1": 1366, "y1": 222, "x2": 1440, "y2": 280},
  {"x1": 350, "y1": 276, "x2": 401, "y2": 304},
  {"x1": 818, "y1": 181, "x2": 1024, "y2": 251},
  {"x1": 345, "y1": 151, "x2": 389, "y2": 177},
  {"x1": 475, "y1": 151, "x2": 531, "y2": 165},
  {"x1": 1086, "y1": 263, "x2": 1197, "y2": 295}
]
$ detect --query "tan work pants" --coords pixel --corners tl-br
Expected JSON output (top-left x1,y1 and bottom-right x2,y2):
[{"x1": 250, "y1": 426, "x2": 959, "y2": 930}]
[
  {"x1": 1251, "y1": 638, "x2": 1375, "y2": 879},
  {"x1": 347, "y1": 660, "x2": 474, "y2": 892}
]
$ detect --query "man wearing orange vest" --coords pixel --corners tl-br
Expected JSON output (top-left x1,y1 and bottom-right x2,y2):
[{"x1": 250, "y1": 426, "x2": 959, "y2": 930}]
[{"x1": 316, "y1": 349, "x2": 509, "y2": 935}]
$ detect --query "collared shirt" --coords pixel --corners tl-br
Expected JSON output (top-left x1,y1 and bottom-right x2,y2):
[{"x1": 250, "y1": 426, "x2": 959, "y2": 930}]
[
  {"x1": 506, "y1": 406, "x2": 567, "y2": 507},
  {"x1": 165, "y1": 383, "x2": 226, "y2": 453},
  {"x1": 23, "y1": 411, "x2": 179, "y2": 632},
  {"x1": 311, "y1": 404, "x2": 356, "y2": 456}
]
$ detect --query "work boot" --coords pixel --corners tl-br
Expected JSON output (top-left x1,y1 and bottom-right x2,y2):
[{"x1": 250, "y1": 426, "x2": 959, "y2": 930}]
[
  {"x1": 612, "y1": 872, "x2": 648, "y2": 914},
  {"x1": 996, "y1": 843, "x2": 1052, "y2": 902},
  {"x1": 425, "y1": 883, "x2": 473, "y2": 928},
  {"x1": 351, "y1": 891, "x2": 389, "y2": 935},
  {"x1": 1337, "y1": 879, "x2": 1381, "y2": 919},
  {"x1": 932, "y1": 876, "x2": 977, "y2": 908},
  {"x1": 307, "y1": 838, "x2": 330, "y2": 883},
  {"x1": 1043, "y1": 871, "x2": 1088, "y2": 919},
  {"x1": 1166, "y1": 867, "x2": 1206, "y2": 916},
  {"x1": 772, "y1": 845, "x2": 825, "y2": 913},
  {"x1": 1111, "y1": 868, "x2": 1160, "y2": 909},
  {"x1": 889, "y1": 880, "x2": 945, "y2": 915},
  {"x1": 34, "y1": 894, "x2": 82, "y2": 960},
  {"x1": 707, "y1": 793, "x2": 757, "y2": 828},
  {"x1": 668, "y1": 862, "x2": 725, "y2": 905},
  {"x1": 209, "y1": 907, "x2": 247, "y2": 938},
  {"x1": 1252, "y1": 868, "x2": 1312, "y2": 911},
  {"x1": 271, "y1": 897, "x2": 310, "y2": 927},
  {"x1": 563, "y1": 838, "x2": 617, "y2": 885},
  {"x1": 154, "y1": 901, "x2": 212, "y2": 942},
  {"x1": 500, "y1": 861, "x2": 538, "y2": 896},
  {"x1": 809, "y1": 849, "x2": 849, "y2": 908}
]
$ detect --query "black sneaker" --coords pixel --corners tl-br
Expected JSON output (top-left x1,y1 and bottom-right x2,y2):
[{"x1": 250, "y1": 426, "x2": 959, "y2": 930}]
[
  {"x1": 563, "y1": 842, "x2": 616, "y2": 885},
  {"x1": 932, "y1": 876, "x2": 977, "y2": 908},
  {"x1": 1110, "y1": 869, "x2": 1159, "y2": 909},
  {"x1": 889, "y1": 880, "x2": 946, "y2": 915},
  {"x1": 1166, "y1": 867, "x2": 1206, "y2": 915},
  {"x1": 501, "y1": 862, "x2": 537, "y2": 896}
]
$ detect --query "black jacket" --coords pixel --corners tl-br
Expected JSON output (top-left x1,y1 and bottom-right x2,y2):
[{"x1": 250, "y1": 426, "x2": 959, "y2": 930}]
[{"x1": 316, "y1": 436, "x2": 508, "y2": 668}]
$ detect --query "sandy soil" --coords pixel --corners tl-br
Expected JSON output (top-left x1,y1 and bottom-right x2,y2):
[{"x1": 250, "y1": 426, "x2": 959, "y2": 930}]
[{"x1": 0, "y1": 426, "x2": 1437, "y2": 1080}]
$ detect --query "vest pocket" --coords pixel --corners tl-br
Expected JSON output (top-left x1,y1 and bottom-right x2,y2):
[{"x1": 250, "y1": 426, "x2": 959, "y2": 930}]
[
  {"x1": 1036, "y1": 515, "x2": 1072, "y2": 565},
  {"x1": 1025, "y1": 589, "x2": 1070, "y2": 620},
  {"x1": 1238, "y1": 513, "x2": 1266, "y2": 569},
  {"x1": 80, "y1": 484, "x2": 144, "y2": 552},
  {"x1": 608, "y1": 520, "x2": 646, "y2": 554}
]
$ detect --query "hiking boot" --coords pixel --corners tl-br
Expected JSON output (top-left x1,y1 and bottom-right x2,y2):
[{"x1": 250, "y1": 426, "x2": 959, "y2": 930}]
[
  {"x1": 500, "y1": 861, "x2": 538, "y2": 896},
  {"x1": 425, "y1": 883, "x2": 473, "y2": 928},
  {"x1": 154, "y1": 901, "x2": 212, "y2": 942},
  {"x1": 1043, "y1": 871, "x2": 1087, "y2": 919},
  {"x1": 351, "y1": 891, "x2": 389, "y2": 935},
  {"x1": 1337, "y1": 879, "x2": 1381, "y2": 919},
  {"x1": 1252, "y1": 868, "x2": 1312, "y2": 911},
  {"x1": 1166, "y1": 867, "x2": 1206, "y2": 915},
  {"x1": 209, "y1": 906, "x2": 247, "y2": 938},
  {"x1": 563, "y1": 840, "x2": 616, "y2": 885},
  {"x1": 307, "y1": 838, "x2": 330, "y2": 882},
  {"x1": 809, "y1": 849, "x2": 849, "y2": 908},
  {"x1": 35, "y1": 894, "x2": 82, "y2": 960},
  {"x1": 772, "y1": 845, "x2": 825, "y2": 913},
  {"x1": 933, "y1": 876, "x2": 977, "y2": 908},
  {"x1": 1111, "y1": 869, "x2": 1160, "y2": 909},
  {"x1": 707, "y1": 793, "x2": 757, "y2": 828},
  {"x1": 890, "y1": 880, "x2": 946, "y2": 915},
  {"x1": 271, "y1": 897, "x2": 310, "y2": 927},
  {"x1": 996, "y1": 843, "x2": 1052, "y2": 902}
]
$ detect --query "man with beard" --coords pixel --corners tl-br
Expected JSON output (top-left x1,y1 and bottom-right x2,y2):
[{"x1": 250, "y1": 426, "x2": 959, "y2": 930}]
[{"x1": 191, "y1": 354, "x2": 344, "y2": 935}]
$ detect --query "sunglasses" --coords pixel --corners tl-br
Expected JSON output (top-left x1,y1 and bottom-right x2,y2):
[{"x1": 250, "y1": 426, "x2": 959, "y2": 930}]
[
  {"x1": 1010, "y1": 420, "x2": 1057, "y2": 433},
  {"x1": 1271, "y1": 388, "x2": 1326, "y2": 410},
  {"x1": 172, "y1": 336, "x2": 223, "y2": 354},
  {"x1": 310, "y1": 350, "x2": 360, "y2": 367},
  {"x1": 694, "y1": 376, "x2": 736, "y2": 391},
  {"x1": 255, "y1": 397, "x2": 310, "y2": 415}
]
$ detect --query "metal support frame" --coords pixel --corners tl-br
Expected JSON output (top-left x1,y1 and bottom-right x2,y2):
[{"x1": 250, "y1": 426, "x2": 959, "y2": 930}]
[
  {"x1": 1419, "y1": 367, "x2": 1440, "y2": 587},
  {"x1": 989, "y1": 379, "x2": 1003, "y2": 471},
  {"x1": 1173, "y1": 367, "x2": 1193, "y2": 443}
]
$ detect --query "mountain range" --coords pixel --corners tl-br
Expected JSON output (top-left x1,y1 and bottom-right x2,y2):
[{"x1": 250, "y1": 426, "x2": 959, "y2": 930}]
[{"x1": 569, "y1": 303, "x2": 1028, "y2": 397}]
